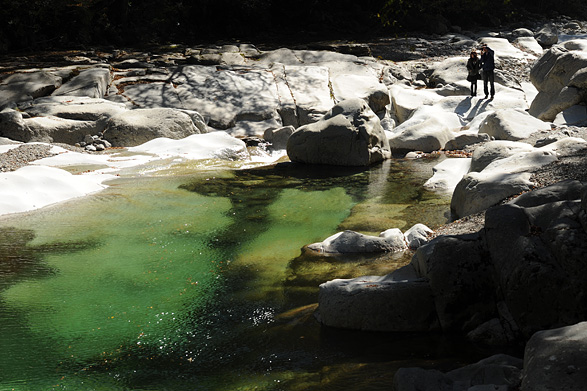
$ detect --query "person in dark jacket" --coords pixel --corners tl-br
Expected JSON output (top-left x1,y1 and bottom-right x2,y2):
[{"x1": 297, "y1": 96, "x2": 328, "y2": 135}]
[
  {"x1": 466, "y1": 50, "x2": 481, "y2": 96},
  {"x1": 480, "y1": 44, "x2": 495, "y2": 99}
]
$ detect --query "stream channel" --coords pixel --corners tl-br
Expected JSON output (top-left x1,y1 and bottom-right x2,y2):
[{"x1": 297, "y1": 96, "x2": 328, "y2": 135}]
[{"x1": 0, "y1": 152, "x2": 501, "y2": 390}]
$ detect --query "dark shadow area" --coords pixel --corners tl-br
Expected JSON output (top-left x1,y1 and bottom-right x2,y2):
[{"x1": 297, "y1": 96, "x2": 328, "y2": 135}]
[
  {"x1": 1, "y1": 0, "x2": 586, "y2": 53},
  {"x1": 0, "y1": 227, "x2": 102, "y2": 290}
]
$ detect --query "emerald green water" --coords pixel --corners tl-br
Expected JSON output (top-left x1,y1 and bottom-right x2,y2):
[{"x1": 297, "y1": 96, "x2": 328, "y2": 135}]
[{"x1": 0, "y1": 158, "x2": 490, "y2": 391}]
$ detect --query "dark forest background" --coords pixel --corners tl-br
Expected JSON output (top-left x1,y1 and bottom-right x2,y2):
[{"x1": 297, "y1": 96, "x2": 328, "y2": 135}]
[{"x1": 0, "y1": 0, "x2": 586, "y2": 52}]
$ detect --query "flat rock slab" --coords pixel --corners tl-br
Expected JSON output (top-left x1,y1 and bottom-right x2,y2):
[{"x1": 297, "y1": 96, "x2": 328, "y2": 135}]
[
  {"x1": 53, "y1": 68, "x2": 111, "y2": 99},
  {"x1": 103, "y1": 108, "x2": 200, "y2": 147}
]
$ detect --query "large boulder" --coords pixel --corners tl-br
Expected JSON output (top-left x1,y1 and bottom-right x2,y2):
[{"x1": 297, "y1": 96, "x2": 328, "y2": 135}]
[
  {"x1": 451, "y1": 170, "x2": 534, "y2": 219},
  {"x1": 1, "y1": 109, "x2": 99, "y2": 144},
  {"x1": 286, "y1": 99, "x2": 391, "y2": 166},
  {"x1": 469, "y1": 140, "x2": 535, "y2": 172},
  {"x1": 478, "y1": 109, "x2": 551, "y2": 141},
  {"x1": 509, "y1": 179, "x2": 584, "y2": 207},
  {"x1": 534, "y1": 24, "x2": 559, "y2": 47},
  {"x1": 553, "y1": 104, "x2": 587, "y2": 126},
  {"x1": 103, "y1": 108, "x2": 202, "y2": 147},
  {"x1": 412, "y1": 233, "x2": 496, "y2": 332},
  {"x1": 521, "y1": 322, "x2": 587, "y2": 391},
  {"x1": 327, "y1": 60, "x2": 390, "y2": 115},
  {"x1": 528, "y1": 40, "x2": 587, "y2": 121},
  {"x1": 22, "y1": 116, "x2": 100, "y2": 144},
  {"x1": 451, "y1": 145, "x2": 565, "y2": 218},
  {"x1": 485, "y1": 198, "x2": 587, "y2": 339},
  {"x1": 389, "y1": 84, "x2": 443, "y2": 123},
  {"x1": 0, "y1": 109, "x2": 28, "y2": 141},
  {"x1": 317, "y1": 265, "x2": 438, "y2": 332},
  {"x1": 387, "y1": 106, "x2": 462, "y2": 152}
]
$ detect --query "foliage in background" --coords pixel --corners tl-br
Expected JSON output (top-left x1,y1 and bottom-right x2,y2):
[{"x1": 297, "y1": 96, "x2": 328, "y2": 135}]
[{"x1": 0, "y1": 0, "x2": 586, "y2": 52}]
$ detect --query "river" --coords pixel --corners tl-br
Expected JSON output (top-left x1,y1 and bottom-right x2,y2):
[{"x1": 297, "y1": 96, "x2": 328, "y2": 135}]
[{"x1": 0, "y1": 154, "x2": 498, "y2": 390}]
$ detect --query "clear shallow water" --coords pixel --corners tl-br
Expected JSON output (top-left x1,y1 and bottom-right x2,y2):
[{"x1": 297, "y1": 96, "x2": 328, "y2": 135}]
[{"x1": 0, "y1": 157, "x2": 494, "y2": 391}]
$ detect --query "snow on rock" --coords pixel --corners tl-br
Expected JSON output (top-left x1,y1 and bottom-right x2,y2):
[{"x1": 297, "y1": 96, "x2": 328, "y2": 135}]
[
  {"x1": 128, "y1": 131, "x2": 249, "y2": 161},
  {"x1": 0, "y1": 165, "x2": 114, "y2": 216}
]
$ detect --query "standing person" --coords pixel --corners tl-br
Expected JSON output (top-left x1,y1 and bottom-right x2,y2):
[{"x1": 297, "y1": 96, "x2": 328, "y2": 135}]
[
  {"x1": 466, "y1": 50, "x2": 481, "y2": 96},
  {"x1": 480, "y1": 44, "x2": 495, "y2": 99}
]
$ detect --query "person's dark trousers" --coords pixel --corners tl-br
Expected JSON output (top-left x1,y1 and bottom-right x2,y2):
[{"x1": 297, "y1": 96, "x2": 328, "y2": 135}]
[
  {"x1": 470, "y1": 81, "x2": 477, "y2": 96},
  {"x1": 482, "y1": 70, "x2": 495, "y2": 97}
]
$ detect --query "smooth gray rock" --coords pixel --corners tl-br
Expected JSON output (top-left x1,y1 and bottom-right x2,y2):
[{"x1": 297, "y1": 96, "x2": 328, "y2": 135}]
[
  {"x1": 103, "y1": 108, "x2": 201, "y2": 147},
  {"x1": 522, "y1": 322, "x2": 587, "y2": 391},
  {"x1": 23, "y1": 116, "x2": 99, "y2": 144},
  {"x1": 0, "y1": 109, "x2": 28, "y2": 141},
  {"x1": 411, "y1": 233, "x2": 496, "y2": 331},
  {"x1": 450, "y1": 170, "x2": 534, "y2": 218},
  {"x1": 510, "y1": 179, "x2": 583, "y2": 207},
  {"x1": 287, "y1": 99, "x2": 391, "y2": 166},
  {"x1": 534, "y1": 25, "x2": 558, "y2": 47},
  {"x1": 444, "y1": 133, "x2": 491, "y2": 150},
  {"x1": 23, "y1": 96, "x2": 127, "y2": 122},
  {"x1": 52, "y1": 68, "x2": 111, "y2": 99},
  {"x1": 485, "y1": 200, "x2": 587, "y2": 339},
  {"x1": 318, "y1": 265, "x2": 438, "y2": 332},
  {"x1": 0, "y1": 71, "x2": 62, "y2": 107},
  {"x1": 404, "y1": 223, "x2": 433, "y2": 249},
  {"x1": 529, "y1": 43, "x2": 587, "y2": 121},
  {"x1": 479, "y1": 109, "x2": 550, "y2": 141},
  {"x1": 388, "y1": 106, "x2": 461, "y2": 153},
  {"x1": 263, "y1": 125, "x2": 295, "y2": 150},
  {"x1": 469, "y1": 141, "x2": 534, "y2": 172},
  {"x1": 512, "y1": 28, "x2": 534, "y2": 38},
  {"x1": 0, "y1": 136, "x2": 21, "y2": 145},
  {"x1": 308, "y1": 229, "x2": 407, "y2": 254}
]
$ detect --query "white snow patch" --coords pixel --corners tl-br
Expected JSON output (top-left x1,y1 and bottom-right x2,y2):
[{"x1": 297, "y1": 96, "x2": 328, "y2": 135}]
[{"x1": 0, "y1": 166, "x2": 114, "y2": 216}]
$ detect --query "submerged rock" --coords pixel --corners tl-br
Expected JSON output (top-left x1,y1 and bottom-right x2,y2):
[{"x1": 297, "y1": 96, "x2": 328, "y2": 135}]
[
  {"x1": 319, "y1": 180, "x2": 587, "y2": 340},
  {"x1": 393, "y1": 354, "x2": 523, "y2": 391}
]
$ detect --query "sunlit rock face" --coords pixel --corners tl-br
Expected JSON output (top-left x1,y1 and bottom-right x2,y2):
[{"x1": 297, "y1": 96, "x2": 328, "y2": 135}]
[{"x1": 529, "y1": 39, "x2": 587, "y2": 122}]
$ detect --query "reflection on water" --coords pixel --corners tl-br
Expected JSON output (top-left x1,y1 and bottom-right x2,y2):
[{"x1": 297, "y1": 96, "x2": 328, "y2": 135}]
[{"x1": 0, "y1": 157, "x2": 494, "y2": 391}]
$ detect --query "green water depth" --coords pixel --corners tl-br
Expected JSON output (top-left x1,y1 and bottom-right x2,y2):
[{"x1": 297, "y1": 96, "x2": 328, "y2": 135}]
[{"x1": 0, "y1": 159, "x2": 463, "y2": 391}]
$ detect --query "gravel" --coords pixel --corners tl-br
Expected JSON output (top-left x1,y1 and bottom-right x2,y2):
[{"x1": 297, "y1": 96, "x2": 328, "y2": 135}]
[{"x1": 0, "y1": 144, "x2": 56, "y2": 172}]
